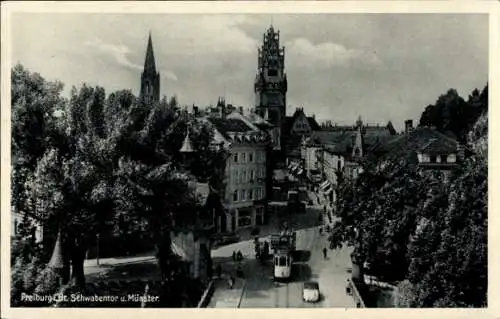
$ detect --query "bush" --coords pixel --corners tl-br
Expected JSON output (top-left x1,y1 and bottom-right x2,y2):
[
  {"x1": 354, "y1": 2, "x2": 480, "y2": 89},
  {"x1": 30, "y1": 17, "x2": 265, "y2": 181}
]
[
  {"x1": 11, "y1": 256, "x2": 45, "y2": 307},
  {"x1": 395, "y1": 280, "x2": 414, "y2": 307},
  {"x1": 34, "y1": 266, "x2": 63, "y2": 295}
]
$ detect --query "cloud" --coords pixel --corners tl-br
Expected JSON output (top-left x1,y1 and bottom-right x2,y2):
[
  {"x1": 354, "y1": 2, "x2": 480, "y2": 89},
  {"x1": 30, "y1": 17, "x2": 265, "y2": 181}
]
[
  {"x1": 163, "y1": 71, "x2": 178, "y2": 81},
  {"x1": 86, "y1": 38, "x2": 141, "y2": 70},
  {"x1": 285, "y1": 38, "x2": 381, "y2": 67},
  {"x1": 158, "y1": 15, "x2": 259, "y2": 55},
  {"x1": 85, "y1": 38, "x2": 178, "y2": 81}
]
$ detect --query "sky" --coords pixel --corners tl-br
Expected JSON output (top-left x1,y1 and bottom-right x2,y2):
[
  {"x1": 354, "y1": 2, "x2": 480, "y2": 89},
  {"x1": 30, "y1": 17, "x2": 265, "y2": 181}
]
[{"x1": 11, "y1": 13, "x2": 488, "y2": 130}]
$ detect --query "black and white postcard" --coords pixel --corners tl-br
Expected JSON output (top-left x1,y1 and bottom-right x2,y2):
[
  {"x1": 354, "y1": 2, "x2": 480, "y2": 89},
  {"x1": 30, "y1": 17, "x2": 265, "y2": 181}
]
[{"x1": 1, "y1": 1, "x2": 498, "y2": 318}]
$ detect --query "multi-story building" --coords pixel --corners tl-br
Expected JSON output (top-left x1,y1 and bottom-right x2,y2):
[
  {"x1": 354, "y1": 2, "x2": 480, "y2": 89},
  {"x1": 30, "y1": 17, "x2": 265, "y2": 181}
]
[{"x1": 206, "y1": 111, "x2": 270, "y2": 232}]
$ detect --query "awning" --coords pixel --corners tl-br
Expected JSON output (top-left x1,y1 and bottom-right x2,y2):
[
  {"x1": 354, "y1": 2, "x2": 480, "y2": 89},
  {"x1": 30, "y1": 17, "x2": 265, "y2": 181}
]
[
  {"x1": 268, "y1": 201, "x2": 288, "y2": 206},
  {"x1": 323, "y1": 186, "x2": 333, "y2": 194},
  {"x1": 320, "y1": 181, "x2": 331, "y2": 192},
  {"x1": 319, "y1": 180, "x2": 330, "y2": 189},
  {"x1": 171, "y1": 242, "x2": 189, "y2": 260}
]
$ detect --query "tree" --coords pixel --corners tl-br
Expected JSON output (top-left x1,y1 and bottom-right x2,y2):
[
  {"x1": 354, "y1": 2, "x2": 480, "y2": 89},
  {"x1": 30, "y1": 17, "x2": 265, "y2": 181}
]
[
  {"x1": 419, "y1": 86, "x2": 488, "y2": 142},
  {"x1": 11, "y1": 64, "x2": 66, "y2": 215},
  {"x1": 331, "y1": 89, "x2": 488, "y2": 307}
]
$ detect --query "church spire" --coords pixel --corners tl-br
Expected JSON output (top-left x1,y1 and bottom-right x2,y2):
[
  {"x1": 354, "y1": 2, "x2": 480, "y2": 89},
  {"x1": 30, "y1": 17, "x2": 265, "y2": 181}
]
[
  {"x1": 144, "y1": 32, "x2": 157, "y2": 73},
  {"x1": 140, "y1": 32, "x2": 160, "y2": 102}
]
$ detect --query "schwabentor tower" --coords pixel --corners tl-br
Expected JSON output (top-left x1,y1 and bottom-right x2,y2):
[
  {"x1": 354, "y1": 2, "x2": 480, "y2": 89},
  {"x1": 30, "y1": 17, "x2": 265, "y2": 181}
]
[
  {"x1": 254, "y1": 26, "x2": 288, "y2": 152},
  {"x1": 140, "y1": 33, "x2": 160, "y2": 102}
]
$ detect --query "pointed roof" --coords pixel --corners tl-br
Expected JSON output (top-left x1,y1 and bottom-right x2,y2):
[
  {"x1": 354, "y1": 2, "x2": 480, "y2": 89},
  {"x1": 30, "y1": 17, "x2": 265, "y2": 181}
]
[
  {"x1": 352, "y1": 125, "x2": 365, "y2": 158},
  {"x1": 48, "y1": 231, "x2": 64, "y2": 269},
  {"x1": 144, "y1": 32, "x2": 157, "y2": 73},
  {"x1": 180, "y1": 130, "x2": 195, "y2": 153}
]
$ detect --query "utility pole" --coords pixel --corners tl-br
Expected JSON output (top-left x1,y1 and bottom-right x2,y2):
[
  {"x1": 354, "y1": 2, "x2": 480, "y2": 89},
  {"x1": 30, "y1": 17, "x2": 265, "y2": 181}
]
[{"x1": 96, "y1": 233, "x2": 100, "y2": 266}]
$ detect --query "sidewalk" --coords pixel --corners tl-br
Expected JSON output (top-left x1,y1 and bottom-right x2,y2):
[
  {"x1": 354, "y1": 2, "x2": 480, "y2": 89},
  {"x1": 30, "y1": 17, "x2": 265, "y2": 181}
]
[
  {"x1": 84, "y1": 255, "x2": 156, "y2": 277},
  {"x1": 207, "y1": 277, "x2": 246, "y2": 308}
]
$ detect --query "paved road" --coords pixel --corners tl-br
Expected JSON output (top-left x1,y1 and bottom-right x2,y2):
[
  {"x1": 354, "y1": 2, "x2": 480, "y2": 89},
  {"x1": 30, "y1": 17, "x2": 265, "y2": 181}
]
[{"x1": 210, "y1": 202, "x2": 356, "y2": 308}]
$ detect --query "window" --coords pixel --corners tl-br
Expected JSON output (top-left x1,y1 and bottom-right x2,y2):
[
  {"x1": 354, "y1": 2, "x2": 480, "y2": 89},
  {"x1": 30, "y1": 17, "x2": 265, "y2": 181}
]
[
  {"x1": 238, "y1": 210, "x2": 252, "y2": 227},
  {"x1": 241, "y1": 189, "x2": 246, "y2": 201},
  {"x1": 233, "y1": 153, "x2": 238, "y2": 163},
  {"x1": 233, "y1": 190, "x2": 238, "y2": 202},
  {"x1": 242, "y1": 169, "x2": 247, "y2": 183},
  {"x1": 258, "y1": 151, "x2": 264, "y2": 162},
  {"x1": 249, "y1": 189, "x2": 254, "y2": 200},
  {"x1": 233, "y1": 170, "x2": 238, "y2": 183},
  {"x1": 257, "y1": 187, "x2": 264, "y2": 199},
  {"x1": 242, "y1": 153, "x2": 246, "y2": 163},
  {"x1": 268, "y1": 69, "x2": 278, "y2": 77},
  {"x1": 278, "y1": 256, "x2": 287, "y2": 266},
  {"x1": 260, "y1": 167, "x2": 265, "y2": 178},
  {"x1": 249, "y1": 152, "x2": 254, "y2": 162},
  {"x1": 250, "y1": 170, "x2": 255, "y2": 181}
]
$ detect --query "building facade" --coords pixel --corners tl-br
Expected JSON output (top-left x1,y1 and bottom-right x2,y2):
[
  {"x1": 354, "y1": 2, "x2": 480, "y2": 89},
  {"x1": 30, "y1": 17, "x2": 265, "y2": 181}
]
[
  {"x1": 207, "y1": 112, "x2": 270, "y2": 232},
  {"x1": 254, "y1": 26, "x2": 288, "y2": 153}
]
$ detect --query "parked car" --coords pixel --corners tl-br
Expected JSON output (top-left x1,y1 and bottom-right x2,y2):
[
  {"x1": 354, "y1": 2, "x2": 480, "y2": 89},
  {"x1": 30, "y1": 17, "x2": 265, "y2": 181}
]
[{"x1": 302, "y1": 281, "x2": 320, "y2": 303}]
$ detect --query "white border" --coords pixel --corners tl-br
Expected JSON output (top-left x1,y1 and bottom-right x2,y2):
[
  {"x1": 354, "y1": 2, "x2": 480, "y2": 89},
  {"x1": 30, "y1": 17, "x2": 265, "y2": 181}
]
[{"x1": 1, "y1": 1, "x2": 499, "y2": 319}]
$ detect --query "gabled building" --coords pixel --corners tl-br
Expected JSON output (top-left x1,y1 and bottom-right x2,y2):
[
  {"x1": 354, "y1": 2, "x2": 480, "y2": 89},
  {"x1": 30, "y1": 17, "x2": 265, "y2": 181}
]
[
  {"x1": 282, "y1": 107, "x2": 320, "y2": 162},
  {"x1": 380, "y1": 120, "x2": 463, "y2": 181}
]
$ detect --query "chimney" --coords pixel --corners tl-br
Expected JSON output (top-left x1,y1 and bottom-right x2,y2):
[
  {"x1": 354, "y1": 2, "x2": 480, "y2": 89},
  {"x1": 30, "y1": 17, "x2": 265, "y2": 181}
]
[{"x1": 405, "y1": 119, "x2": 413, "y2": 135}]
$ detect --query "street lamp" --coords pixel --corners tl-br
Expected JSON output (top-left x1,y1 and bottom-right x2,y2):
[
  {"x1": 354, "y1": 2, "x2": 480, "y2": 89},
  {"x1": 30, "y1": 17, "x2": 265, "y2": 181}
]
[{"x1": 96, "y1": 233, "x2": 100, "y2": 266}]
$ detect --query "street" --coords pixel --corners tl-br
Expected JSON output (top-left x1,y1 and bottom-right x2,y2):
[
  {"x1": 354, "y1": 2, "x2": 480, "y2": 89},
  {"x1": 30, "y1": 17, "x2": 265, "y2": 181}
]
[{"x1": 209, "y1": 198, "x2": 356, "y2": 308}]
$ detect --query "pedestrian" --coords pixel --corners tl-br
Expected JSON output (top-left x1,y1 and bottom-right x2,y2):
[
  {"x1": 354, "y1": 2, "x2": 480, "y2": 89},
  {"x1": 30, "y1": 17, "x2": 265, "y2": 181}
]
[
  {"x1": 232, "y1": 251, "x2": 236, "y2": 263},
  {"x1": 345, "y1": 279, "x2": 351, "y2": 295},
  {"x1": 228, "y1": 276, "x2": 234, "y2": 289},
  {"x1": 323, "y1": 247, "x2": 327, "y2": 259}
]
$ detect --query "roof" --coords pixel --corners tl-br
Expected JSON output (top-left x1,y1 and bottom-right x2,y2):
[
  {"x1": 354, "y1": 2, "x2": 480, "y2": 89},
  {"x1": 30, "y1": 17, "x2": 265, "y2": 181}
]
[
  {"x1": 306, "y1": 131, "x2": 350, "y2": 146},
  {"x1": 244, "y1": 112, "x2": 273, "y2": 128},
  {"x1": 284, "y1": 108, "x2": 320, "y2": 135},
  {"x1": 420, "y1": 138, "x2": 457, "y2": 154},
  {"x1": 379, "y1": 127, "x2": 458, "y2": 162},
  {"x1": 307, "y1": 117, "x2": 320, "y2": 130},
  {"x1": 143, "y1": 33, "x2": 157, "y2": 73},
  {"x1": 209, "y1": 118, "x2": 253, "y2": 134},
  {"x1": 179, "y1": 133, "x2": 195, "y2": 153},
  {"x1": 304, "y1": 282, "x2": 319, "y2": 290}
]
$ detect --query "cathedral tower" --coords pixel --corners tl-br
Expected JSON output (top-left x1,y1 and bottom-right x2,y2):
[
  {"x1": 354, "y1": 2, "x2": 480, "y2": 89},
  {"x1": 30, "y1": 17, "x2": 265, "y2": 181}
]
[
  {"x1": 254, "y1": 25, "x2": 287, "y2": 151},
  {"x1": 140, "y1": 33, "x2": 160, "y2": 102}
]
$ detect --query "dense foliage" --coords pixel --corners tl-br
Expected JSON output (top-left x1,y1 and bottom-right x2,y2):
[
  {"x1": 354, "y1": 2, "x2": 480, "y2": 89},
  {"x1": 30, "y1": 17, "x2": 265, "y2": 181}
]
[
  {"x1": 419, "y1": 85, "x2": 488, "y2": 142},
  {"x1": 11, "y1": 64, "x2": 227, "y2": 304},
  {"x1": 330, "y1": 86, "x2": 488, "y2": 307}
]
